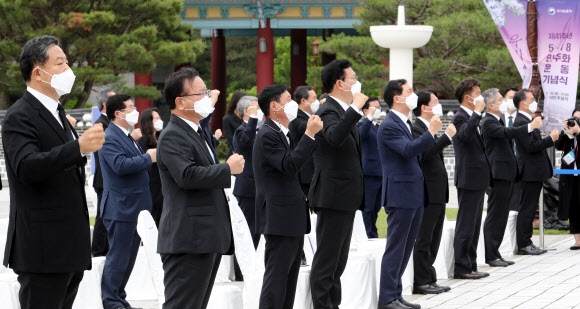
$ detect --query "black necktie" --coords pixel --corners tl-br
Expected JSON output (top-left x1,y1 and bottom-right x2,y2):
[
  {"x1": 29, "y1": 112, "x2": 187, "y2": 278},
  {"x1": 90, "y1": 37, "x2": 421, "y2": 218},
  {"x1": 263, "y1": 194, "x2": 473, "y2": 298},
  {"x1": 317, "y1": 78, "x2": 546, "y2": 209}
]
[
  {"x1": 197, "y1": 127, "x2": 218, "y2": 163},
  {"x1": 128, "y1": 133, "x2": 142, "y2": 154},
  {"x1": 286, "y1": 132, "x2": 294, "y2": 149},
  {"x1": 57, "y1": 104, "x2": 72, "y2": 141}
]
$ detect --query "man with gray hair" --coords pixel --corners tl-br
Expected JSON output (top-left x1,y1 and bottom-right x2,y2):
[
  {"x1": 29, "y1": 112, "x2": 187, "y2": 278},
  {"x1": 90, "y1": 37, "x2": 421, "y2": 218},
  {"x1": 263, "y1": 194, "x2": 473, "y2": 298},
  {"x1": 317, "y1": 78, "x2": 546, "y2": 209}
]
[
  {"x1": 92, "y1": 87, "x2": 115, "y2": 257},
  {"x1": 233, "y1": 95, "x2": 261, "y2": 248},
  {"x1": 480, "y1": 88, "x2": 541, "y2": 267}
]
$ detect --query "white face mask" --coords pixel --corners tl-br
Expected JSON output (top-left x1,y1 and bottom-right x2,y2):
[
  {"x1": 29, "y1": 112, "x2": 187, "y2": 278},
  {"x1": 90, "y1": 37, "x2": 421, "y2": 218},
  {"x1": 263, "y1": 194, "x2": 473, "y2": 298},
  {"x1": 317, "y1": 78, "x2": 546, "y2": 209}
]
[
  {"x1": 38, "y1": 67, "x2": 76, "y2": 96},
  {"x1": 256, "y1": 108, "x2": 264, "y2": 120},
  {"x1": 528, "y1": 101, "x2": 538, "y2": 112},
  {"x1": 342, "y1": 80, "x2": 362, "y2": 95},
  {"x1": 470, "y1": 95, "x2": 484, "y2": 106},
  {"x1": 431, "y1": 104, "x2": 443, "y2": 117},
  {"x1": 122, "y1": 109, "x2": 139, "y2": 127},
  {"x1": 154, "y1": 120, "x2": 164, "y2": 131},
  {"x1": 506, "y1": 99, "x2": 516, "y2": 111},
  {"x1": 183, "y1": 96, "x2": 214, "y2": 118},
  {"x1": 499, "y1": 101, "x2": 508, "y2": 113},
  {"x1": 283, "y1": 100, "x2": 299, "y2": 121},
  {"x1": 372, "y1": 108, "x2": 382, "y2": 119},
  {"x1": 310, "y1": 100, "x2": 320, "y2": 114},
  {"x1": 399, "y1": 93, "x2": 418, "y2": 110}
]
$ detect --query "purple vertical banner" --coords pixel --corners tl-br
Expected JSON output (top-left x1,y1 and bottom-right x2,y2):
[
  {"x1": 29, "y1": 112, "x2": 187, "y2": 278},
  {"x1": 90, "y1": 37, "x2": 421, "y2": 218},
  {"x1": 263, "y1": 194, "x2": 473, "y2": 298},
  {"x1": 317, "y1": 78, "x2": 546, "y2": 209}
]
[
  {"x1": 483, "y1": 0, "x2": 533, "y2": 88},
  {"x1": 91, "y1": 106, "x2": 100, "y2": 175},
  {"x1": 537, "y1": 0, "x2": 580, "y2": 131}
]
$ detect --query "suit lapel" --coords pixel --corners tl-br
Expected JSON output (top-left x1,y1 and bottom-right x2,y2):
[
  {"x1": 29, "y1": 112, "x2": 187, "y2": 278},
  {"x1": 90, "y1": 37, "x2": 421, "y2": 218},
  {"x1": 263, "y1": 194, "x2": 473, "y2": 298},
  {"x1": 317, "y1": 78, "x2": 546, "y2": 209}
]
[
  {"x1": 265, "y1": 118, "x2": 289, "y2": 150},
  {"x1": 172, "y1": 115, "x2": 215, "y2": 164},
  {"x1": 25, "y1": 92, "x2": 70, "y2": 143},
  {"x1": 392, "y1": 113, "x2": 412, "y2": 140},
  {"x1": 110, "y1": 124, "x2": 141, "y2": 156}
]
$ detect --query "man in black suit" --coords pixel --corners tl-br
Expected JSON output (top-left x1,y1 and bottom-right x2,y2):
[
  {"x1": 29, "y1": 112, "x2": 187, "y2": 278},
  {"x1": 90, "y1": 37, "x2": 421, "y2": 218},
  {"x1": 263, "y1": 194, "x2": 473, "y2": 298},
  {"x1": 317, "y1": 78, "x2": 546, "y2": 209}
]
[
  {"x1": 480, "y1": 88, "x2": 540, "y2": 266},
  {"x1": 501, "y1": 87, "x2": 522, "y2": 213},
  {"x1": 2, "y1": 35, "x2": 105, "y2": 309},
  {"x1": 91, "y1": 87, "x2": 115, "y2": 257},
  {"x1": 289, "y1": 85, "x2": 318, "y2": 196},
  {"x1": 512, "y1": 89, "x2": 559, "y2": 255},
  {"x1": 411, "y1": 90, "x2": 455, "y2": 294},
  {"x1": 309, "y1": 59, "x2": 368, "y2": 309},
  {"x1": 451, "y1": 78, "x2": 491, "y2": 280},
  {"x1": 156, "y1": 67, "x2": 245, "y2": 309},
  {"x1": 254, "y1": 84, "x2": 322, "y2": 309},
  {"x1": 358, "y1": 96, "x2": 383, "y2": 238},
  {"x1": 233, "y1": 95, "x2": 260, "y2": 248}
]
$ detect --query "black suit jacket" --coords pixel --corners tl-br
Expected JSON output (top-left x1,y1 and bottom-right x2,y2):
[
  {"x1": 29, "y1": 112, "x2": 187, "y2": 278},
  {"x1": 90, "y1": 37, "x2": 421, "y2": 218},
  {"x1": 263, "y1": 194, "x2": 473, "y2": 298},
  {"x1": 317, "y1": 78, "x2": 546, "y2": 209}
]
[
  {"x1": 2, "y1": 91, "x2": 90, "y2": 273},
  {"x1": 157, "y1": 114, "x2": 233, "y2": 255},
  {"x1": 92, "y1": 113, "x2": 110, "y2": 190},
  {"x1": 253, "y1": 118, "x2": 317, "y2": 236},
  {"x1": 412, "y1": 119, "x2": 451, "y2": 204},
  {"x1": 513, "y1": 112, "x2": 554, "y2": 181},
  {"x1": 481, "y1": 114, "x2": 528, "y2": 181},
  {"x1": 451, "y1": 107, "x2": 492, "y2": 190},
  {"x1": 289, "y1": 109, "x2": 315, "y2": 189},
  {"x1": 233, "y1": 117, "x2": 258, "y2": 198},
  {"x1": 308, "y1": 97, "x2": 364, "y2": 212},
  {"x1": 554, "y1": 130, "x2": 579, "y2": 219}
]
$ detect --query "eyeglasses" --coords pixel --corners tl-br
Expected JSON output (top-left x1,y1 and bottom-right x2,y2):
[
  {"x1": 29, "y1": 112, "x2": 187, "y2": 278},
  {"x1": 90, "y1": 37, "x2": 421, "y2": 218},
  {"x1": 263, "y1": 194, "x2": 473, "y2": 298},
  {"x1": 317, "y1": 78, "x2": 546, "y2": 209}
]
[
  {"x1": 120, "y1": 106, "x2": 138, "y2": 113},
  {"x1": 181, "y1": 89, "x2": 211, "y2": 98}
]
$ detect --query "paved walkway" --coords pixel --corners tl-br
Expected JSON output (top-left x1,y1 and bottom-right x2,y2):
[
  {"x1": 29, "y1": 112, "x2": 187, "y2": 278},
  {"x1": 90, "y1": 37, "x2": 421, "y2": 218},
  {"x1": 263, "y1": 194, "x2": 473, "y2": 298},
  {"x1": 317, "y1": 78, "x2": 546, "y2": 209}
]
[{"x1": 1, "y1": 187, "x2": 578, "y2": 309}]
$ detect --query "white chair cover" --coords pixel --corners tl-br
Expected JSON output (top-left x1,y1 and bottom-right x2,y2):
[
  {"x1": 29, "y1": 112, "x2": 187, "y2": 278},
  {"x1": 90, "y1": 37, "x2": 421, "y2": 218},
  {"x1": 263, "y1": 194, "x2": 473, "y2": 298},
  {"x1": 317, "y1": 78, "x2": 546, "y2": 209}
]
[
  {"x1": 0, "y1": 272, "x2": 20, "y2": 309},
  {"x1": 499, "y1": 211, "x2": 518, "y2": 257},
  {"x1": 477, "y1": 212, "x2": 487, "y2": 267},
  {"x1": 350, "y1": 211, "x2": 369, "y2": 251},
  {"x1": 0, "y1": 218, "x2": 9, "y2": 274},
  {"x1": 73, "y1": 257, "x2": 106, "y2": 309},
  {"x1": 433, "y1": 217, "x2": 455, "y2": 279}
]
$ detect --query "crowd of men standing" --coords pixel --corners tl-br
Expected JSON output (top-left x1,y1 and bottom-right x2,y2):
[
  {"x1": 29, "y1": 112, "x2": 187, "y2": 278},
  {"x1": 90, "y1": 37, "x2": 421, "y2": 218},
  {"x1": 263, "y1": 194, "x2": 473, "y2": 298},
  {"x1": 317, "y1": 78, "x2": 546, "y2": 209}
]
[{"x1": 2, "y1": 35, "x2": 576, "y2": 309}]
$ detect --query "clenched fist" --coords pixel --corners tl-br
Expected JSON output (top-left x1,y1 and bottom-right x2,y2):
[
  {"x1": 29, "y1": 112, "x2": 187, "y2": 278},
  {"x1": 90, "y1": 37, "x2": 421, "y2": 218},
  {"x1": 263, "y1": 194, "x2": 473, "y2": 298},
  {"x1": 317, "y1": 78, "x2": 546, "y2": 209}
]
[
  {"x1": 79, "y1": 123, "x2": 105, "y2": 153},
  {"x1": 531, "y1": 117, "x2": 543, "y2": 130},
  {"x1": 131, "y1": 128, "x2": 142, "y2": 141},
  {"x1": 352, "y1": 92, "x2": 369, "y2": 110},
  {"x1": 428, "y1": 116, "x2": 443, "y2": 135},
  {"x1": 445, "y1": 123, "x2": 457, "y2": 138},
  {"x1": 146, "y1": 148, "x2": 157, "y2": 163},
  {"x1": 550, "y1": 129, "x2": 560, "y2": 141},
  {"x1": 214, "y1": 129, "x2": 223, "y2": 140},
  {"x1": 210, "y1": 89, "x2": 221, "y2": 107},
  {"x1": 227, "y1": 153, "x2": 245, "y2": 175},
  {"x1": 305, "y1": 115, "x2": 323, "y2": 137},
  {"x1": 367, "y1": 106, "x2": 377, "y2": 118},
  {"x1": 247, "y1": 105, "x2": 258, "y2": 117}
]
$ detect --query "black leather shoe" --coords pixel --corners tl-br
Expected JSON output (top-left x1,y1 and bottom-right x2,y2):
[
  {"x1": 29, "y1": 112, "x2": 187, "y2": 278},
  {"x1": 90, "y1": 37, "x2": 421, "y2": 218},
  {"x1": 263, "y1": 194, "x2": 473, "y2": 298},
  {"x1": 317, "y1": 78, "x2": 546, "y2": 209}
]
[
  {"x1": 530, "y1": 243, "x2": 548, "y2": 254},
  {"x1": 518, "y1": 245, "x2": 543, "y2": 255},
  {"x1": 399, "y1": 298, "x2": 421, "y2": 309},
  {"x1": 500, "y1": 257, "x2": 515, "y2": 265},
  {"x1": 454, "y1": 271, "x2": 486, "y2": 279},
  {"x1": 487, "y1": 259, "x2": 509, "y2": 267},
  {"x1": 378, "y1": 300, "x2": 412, "y2": 309},
  {"x1": 474, "y1": 271, "x2": 489, "y2": 277},
  {"x1": 413, "y1": 284, "x2": 444, "y2": 294},
  {"x1": 431, "y1": 282, "x2": 451, "y2": 292}
]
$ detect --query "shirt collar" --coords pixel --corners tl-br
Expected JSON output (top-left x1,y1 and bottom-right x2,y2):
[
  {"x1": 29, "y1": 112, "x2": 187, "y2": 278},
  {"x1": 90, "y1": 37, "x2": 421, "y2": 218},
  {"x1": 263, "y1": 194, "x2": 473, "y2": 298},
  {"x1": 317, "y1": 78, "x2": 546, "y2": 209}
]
[
  {"x1": 518, "y1": 111, "x2": 532, "y2": 120},
  {"x1": 391, "y1": 109, "x2": 409, "y2": 124},
  {"x1": 488, "y1": 113, "x2": 501, "y2": 121},
  {"x1": 177, "y1": 116, "x2": 200, "y2": 132},
  {"x1": 417, "y1": 116, "x2": 430, "y2": 129},
  {"x1": 113, "y1": 123, "x2": 130, "y2": 136},
  {"x1": 330, "y1": 95, "x2": 349, "y2": 111},
  {"x1": 271, "y1": 119, "x2": 289, "y2": 136},
  {"x1": 27, "y1": 86, "x2": 60, "y2": 114},
  {"x1": 302, "y1": 110, "x2": 312, "y2": 117},
  {"x1": 460, "y1": 105, "x2": 474, "y2": 116}
]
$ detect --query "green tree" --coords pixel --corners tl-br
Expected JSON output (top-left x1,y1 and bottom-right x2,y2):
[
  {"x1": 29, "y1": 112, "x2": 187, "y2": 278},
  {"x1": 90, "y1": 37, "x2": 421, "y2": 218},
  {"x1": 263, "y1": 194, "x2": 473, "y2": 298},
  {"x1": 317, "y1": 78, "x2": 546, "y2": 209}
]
[
  {"x1": 0, "y1": 0, "x2": 205, "y2": 108},
  {"x1": 318, "y1": 0, "x2": 524, "y2": 99}
]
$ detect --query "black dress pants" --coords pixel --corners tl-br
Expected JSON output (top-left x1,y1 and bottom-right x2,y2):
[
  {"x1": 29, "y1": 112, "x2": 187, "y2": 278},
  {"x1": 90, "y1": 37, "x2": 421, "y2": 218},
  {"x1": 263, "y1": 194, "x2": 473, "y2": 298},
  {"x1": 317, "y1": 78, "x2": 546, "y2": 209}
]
[
  {"x1": 484, "y1": 179, "x2": 512, "y2": 261},
  {"x1": 91, "y1": 188, "x2": 109, "y2": 257},
  {"x1": 454, "y1": 188, "x2": 485, "y2": 274},
  {"x1": 161, "y1": 252, "x2": 222, "y2": 309},
  {"x1": 413, "y1": 203, "x2": 445, "y2": 285},
  {"x1": 310, "y1": 208, "x2": 355, "y2": 309},
  {"x1": 517, "y1": 181, "x2": 543, "y2": 248},
  {"x1": 17, "y1": 271, "x2": 84, "y2": 309}
]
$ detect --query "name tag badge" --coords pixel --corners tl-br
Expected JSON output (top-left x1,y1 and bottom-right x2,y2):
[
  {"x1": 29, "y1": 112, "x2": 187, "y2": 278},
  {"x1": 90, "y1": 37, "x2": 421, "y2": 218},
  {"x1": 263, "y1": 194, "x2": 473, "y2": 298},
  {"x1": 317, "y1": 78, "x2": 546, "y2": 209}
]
[{"x1": 562, "y1": 150, "x2": 575, "y2": 165}]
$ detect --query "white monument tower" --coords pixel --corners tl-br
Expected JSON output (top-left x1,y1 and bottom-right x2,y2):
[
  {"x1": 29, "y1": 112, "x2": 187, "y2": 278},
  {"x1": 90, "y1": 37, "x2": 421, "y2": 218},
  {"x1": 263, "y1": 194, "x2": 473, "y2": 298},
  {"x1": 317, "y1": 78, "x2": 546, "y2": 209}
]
[{"x1": 370, "y1": 1, "x2": 433, "y2": 86}]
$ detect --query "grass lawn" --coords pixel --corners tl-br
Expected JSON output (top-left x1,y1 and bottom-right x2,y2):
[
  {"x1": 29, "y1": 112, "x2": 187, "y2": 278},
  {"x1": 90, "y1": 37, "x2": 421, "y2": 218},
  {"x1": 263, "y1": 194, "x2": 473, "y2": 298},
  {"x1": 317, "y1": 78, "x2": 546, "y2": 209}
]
[{"x1": 376, "y1": 207, "x2": 569, "y2": 238}]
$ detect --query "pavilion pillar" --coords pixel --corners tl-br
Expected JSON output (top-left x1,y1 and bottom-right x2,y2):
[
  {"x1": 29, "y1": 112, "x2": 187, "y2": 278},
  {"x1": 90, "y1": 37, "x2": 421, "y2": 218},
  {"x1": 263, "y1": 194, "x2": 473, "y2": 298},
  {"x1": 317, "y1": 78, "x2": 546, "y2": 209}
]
[
  {"x1": 321, "y1": 29, "x2": 336, "y2": 66},
  {"x1": 211, "y1": 29, "x2": 227, "y2": 133},
  {"x1": 257, "y1": 19, "x2": 274, "y2": 92},
  {"x1": 134, "y1": 71, "x2": 152, "y2": 128},
  {"x1": 290, "y1": 29, "x2": 307, "y2": 95}
]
